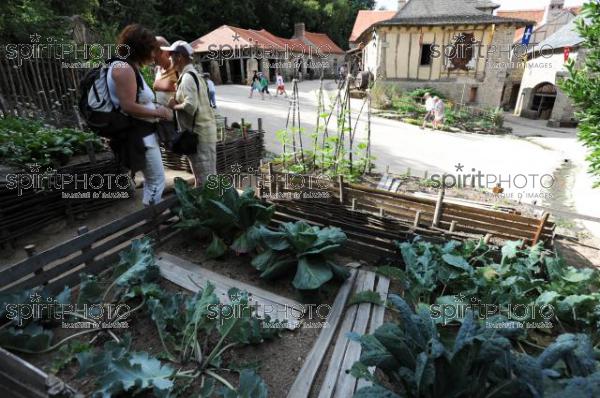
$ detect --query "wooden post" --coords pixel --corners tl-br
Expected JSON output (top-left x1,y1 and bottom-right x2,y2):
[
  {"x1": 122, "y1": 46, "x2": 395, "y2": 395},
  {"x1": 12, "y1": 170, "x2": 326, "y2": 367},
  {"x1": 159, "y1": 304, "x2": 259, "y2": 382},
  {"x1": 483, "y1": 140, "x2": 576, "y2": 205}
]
[
  {"x1": 423, "y1": 170, "x2": 428, "y2": 179},
  {"x1": 483, "y1": 233, "x2": 492, "y2": 244},
  {"x1": 532, "y1": 212, "x2": 550, "y2": 246},
  {"x1": 432, "y1": 185, "x2": 445, "y2": 227},
  {"x1": 268, "y1": 162, "x2": 275, "y2": 195},
  {"x1": 379, "y1": 207, "x2": 384, "y2": 217},
  {"x1": 258, "y1": 117, "x2": 263, "y2": 132},
  {"x1": 413, "y1": 211, "x2": 421, "y2": 228},
  {"x1": 385, "y1": 165, "x2": 390, "y2": 175},
  {"x1": 449, "y1": 220, "x2": 457, "y2": 233},
  {"x1": 224, "y1": 116, "x2": 228, "y2": 129},
  {"x1": 85, "y1": 140, "x2": 96, "y2": 164},
  {"x1": 24, "y1": 244, "x2": 36, "y2": 258},
  {"x1": 338, "y1": 175, "x2": 345, "y2": 205},
  {"x1": 351, "y1": 198, "x2": 356, "y2": 211},
  {"x1": 77, "y1": 226, "x2": 92, "y2": 267},
  {"x1": 407, "y1": 168, "x2": 411, "y2": 177}
]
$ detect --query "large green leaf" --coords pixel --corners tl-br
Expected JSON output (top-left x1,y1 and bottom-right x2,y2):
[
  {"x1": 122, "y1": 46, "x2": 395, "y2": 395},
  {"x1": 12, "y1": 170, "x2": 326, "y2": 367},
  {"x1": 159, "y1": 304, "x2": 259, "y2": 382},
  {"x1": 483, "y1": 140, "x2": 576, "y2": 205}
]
[
  {"x1": 354, "y1": 385, "x2": 401, "y2": 398},
  {"x1": 94, "y1": 352, "x2": 175, "y2": 398},
  {"x1": 218, "y1": 369, "x2": 269, "y2": 398},
  {"x1": 292, "y1": 256, "x2": 333, "y2": 290},
  {"x1": 113, "y1": 237, "x2": 158, "y2": 288},
  {"x1": 206, "y1": 234, "x2": 228, "y2": 259},
  {"x1": 0, "y1": 323, "x2": 53, "y2": 351}
]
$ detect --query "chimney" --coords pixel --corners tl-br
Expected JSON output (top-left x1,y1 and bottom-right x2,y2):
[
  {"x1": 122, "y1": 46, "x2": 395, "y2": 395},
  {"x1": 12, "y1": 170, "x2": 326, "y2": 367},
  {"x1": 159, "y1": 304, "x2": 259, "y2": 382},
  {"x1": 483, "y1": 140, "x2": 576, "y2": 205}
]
[
  {"x1": 293, "y1": 23, "x2": 305, "y2": 39},
  {"x1": 542, "y1": 0, "x2": 565, "y2": 25},
  {"x1": 398, "y1": 0, "x2": 408, "y2": 11}
]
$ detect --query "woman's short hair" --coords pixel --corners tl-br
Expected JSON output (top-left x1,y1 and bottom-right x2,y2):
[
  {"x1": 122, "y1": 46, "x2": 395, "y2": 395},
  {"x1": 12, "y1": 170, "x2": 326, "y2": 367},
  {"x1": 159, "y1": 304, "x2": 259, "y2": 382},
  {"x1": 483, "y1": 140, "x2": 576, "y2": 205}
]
[{"x1": 117, "y1": 24, "x2": 157, "y2": 64}]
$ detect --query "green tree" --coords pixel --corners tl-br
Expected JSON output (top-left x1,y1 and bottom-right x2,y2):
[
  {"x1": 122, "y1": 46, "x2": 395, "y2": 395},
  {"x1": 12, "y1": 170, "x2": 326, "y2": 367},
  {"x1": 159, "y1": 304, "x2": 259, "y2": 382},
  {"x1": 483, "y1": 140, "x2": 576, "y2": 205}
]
[{"x1": 560, "y1": 1, "x2": 600, "y2": 187}]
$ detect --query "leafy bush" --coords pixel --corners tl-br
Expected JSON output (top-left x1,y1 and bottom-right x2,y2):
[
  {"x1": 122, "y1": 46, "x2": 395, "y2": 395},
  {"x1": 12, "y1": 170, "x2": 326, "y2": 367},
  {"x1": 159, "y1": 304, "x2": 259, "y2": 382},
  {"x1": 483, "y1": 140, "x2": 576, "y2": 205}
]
[
  {"x1": 405, "y1": 87, "x2": 446, "y2": 102},
  {"x1": 252, "y1": 221, "x2": 350, "y2": 290},
  {"x1": 174, "y1": 178, "x2": 275, "y2": 258},
  {"x1": 350, "y1": 295, "x2": 600, "y2": 398},
  {"x1": 371, "y1": 82, "x2": 402, "y2": 109},
  {"x1": 380, "y1": 238, "x2": 600, "y2": 328},
  {"x1": 0, "y1": 116, "x2": 102, "y2": 168}
]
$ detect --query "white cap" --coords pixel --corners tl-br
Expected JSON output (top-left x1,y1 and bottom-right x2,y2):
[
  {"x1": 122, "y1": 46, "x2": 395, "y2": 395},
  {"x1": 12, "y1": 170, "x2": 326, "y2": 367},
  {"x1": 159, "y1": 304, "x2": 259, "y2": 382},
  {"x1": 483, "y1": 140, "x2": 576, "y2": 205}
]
[{"x1": 160, "y1": 40, "x2": 193, "y2": 59}]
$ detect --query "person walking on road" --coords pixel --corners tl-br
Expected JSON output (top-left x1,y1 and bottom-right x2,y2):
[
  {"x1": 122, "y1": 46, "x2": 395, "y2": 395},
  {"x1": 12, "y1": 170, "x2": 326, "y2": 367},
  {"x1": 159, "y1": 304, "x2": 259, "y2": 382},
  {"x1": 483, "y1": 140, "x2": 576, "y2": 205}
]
[
  {"x1": 421, "y1": 92, "x2": 435, "y2": 129},
  {"x1": 432, "y1": 97, "x2": 445, "y2": 130},
  {"x1": 259, "y1": 72, "x2": 271, "y2": 100},
  {"x1": 249, "y1": 70, "x2": 259, "y2": 98},
  {"x1": 203, "y1": 72, "x2": 217, "y2": 108},
  {"x1": 276, "y1": 72, "x2": 287, "y2": 97}
]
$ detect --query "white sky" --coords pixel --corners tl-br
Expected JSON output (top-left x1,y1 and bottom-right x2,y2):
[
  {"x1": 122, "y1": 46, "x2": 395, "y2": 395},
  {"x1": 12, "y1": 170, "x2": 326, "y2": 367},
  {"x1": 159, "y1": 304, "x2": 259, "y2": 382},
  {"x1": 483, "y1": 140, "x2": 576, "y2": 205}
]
[{"x1": 376, "y1": 0, "x2": 586, "y2": 11}]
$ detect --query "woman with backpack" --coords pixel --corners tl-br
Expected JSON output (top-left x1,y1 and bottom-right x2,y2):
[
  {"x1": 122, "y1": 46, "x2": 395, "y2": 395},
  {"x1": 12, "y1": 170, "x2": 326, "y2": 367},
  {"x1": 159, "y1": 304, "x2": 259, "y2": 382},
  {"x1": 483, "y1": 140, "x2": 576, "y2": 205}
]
[
  {"x1": 107, "y1": 24, "x2": 172, "y2": 206},
  {"x1": 163, "y1": 40, "x2": 217, "y2": 187}
]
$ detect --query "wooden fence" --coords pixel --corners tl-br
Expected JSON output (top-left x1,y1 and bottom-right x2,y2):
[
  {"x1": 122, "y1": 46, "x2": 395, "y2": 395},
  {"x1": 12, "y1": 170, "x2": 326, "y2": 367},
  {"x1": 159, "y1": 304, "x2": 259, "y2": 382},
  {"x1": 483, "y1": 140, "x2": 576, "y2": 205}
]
[
  {"x1": 0, "y1": 195, "x2": 179, "y2": 294},
  {"x1": 0, "y1": 55, "x2": 83, "y2": 127},
  {"x1": 257, "y1": 169, "x2": 555, "y2": 249}
]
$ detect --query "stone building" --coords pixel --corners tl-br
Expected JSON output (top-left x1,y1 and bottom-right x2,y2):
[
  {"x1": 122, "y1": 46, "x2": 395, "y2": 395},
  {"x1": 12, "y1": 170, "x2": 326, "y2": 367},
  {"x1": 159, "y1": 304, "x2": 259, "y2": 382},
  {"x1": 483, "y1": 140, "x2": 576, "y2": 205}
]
[
  {"x1": 190, "y1": 23, "x2": 344, "y2": 84},
  {"x1": 497, "y1": 0, "x2": 582, "y2": 110},
  {"x1": 514, "y1": 18, "x2": 585, "y2": 127},
  {"x1": 351, "y1": 0, "x2": 531, "y2": 108}
]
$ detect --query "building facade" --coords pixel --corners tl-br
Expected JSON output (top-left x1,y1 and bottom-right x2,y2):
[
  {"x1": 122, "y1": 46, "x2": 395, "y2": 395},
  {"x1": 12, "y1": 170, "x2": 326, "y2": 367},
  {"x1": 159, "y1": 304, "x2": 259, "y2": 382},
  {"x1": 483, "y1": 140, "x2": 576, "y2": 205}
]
[
  {"x1": 191, "y1": 23, "x2": 344, "y2": 85},
  {"x1": 498, "y1": 0, "x2": 581, "y2": 111},
  {"x1": 514, "y1": 18, "x2": 585, "y2": 127},
  {"x1": 350, "y1": 0, "x2": 531, "y2": 108}
]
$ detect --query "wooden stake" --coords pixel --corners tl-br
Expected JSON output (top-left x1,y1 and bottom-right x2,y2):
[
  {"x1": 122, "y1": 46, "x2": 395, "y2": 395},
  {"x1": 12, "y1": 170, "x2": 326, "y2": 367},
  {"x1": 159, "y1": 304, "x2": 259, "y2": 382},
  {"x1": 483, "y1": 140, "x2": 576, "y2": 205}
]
[
  {"x1": 449, "y1": 220, "x2": 457, "y2": 233},
  {"x1": 532, "y1": 212, "x2": 549, "y2": 246},
  {"x1": 432, "y1": 185, "x2": 445, "y2": 227},
  {"x1": 338, "y1": 175, "x2": 345, "y2": 205},
  {"x1": 413, "y1": 211, "x2": 421, "y2": 228}
]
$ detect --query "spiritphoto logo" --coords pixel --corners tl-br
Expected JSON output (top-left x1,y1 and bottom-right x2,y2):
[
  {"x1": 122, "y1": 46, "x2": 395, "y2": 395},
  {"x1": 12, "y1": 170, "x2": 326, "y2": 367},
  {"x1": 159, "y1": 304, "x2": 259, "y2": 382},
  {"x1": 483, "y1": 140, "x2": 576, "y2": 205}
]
[
  {"x1": 4, "y1": 33, "x2": 129, "y2": 67},
  {"x1": 427, "y1": 163, "x2": 555, "y2": 200},
  {"x1": 4, "y1": 292, "x2": 131, "y2": 329},
  {"x1": 429, "y1": 293, "x2": 555, "y2": 328},
  {"x1": 5, "y1": 163, "x2": 132, "y2": 198},
  {"x1": 205, "y1": 162, "x2": 332, "y2": 199},
  {"x1": 206, "y1": 300, "x2": 331, "y2": 329}
]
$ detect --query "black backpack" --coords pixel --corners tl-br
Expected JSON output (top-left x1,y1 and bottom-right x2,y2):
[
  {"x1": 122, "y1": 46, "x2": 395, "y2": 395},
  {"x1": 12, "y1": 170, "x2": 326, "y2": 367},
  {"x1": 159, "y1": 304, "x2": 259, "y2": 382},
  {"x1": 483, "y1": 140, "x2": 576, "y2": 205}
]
[{"x1": 78, "y1": 58, "x2": 142, "y2": 138}]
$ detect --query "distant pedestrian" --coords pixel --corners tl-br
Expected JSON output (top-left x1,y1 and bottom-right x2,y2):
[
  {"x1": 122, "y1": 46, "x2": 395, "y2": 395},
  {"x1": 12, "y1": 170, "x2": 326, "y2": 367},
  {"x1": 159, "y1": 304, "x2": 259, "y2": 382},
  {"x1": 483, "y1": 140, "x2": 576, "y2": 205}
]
[
  {"x1": 432, "y1": 97, "x2": 445, "y2": 130},
  {"x1": 421, "y1": 92, "x2": 435, "y2": 129},
  {"x1": 203, "y1": 72, "x2": 216, "y2": 108},
  {"x1": 249, "y1": 70, "x2": 259, "y2": 98},
  {"x1": 276, "y1": 73, "x2": 287, "y2": 97},
  {"x1": 259, "y1": 72, "x2": 271, "y2": 100}
]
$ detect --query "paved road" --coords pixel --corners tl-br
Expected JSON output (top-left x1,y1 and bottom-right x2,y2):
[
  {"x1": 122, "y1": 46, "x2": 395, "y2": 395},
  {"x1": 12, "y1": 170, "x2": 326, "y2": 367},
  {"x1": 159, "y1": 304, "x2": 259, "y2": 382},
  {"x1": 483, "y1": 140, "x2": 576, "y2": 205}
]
[{"x1": 214, "y1": 79, "x2": 600, "y2": 236}]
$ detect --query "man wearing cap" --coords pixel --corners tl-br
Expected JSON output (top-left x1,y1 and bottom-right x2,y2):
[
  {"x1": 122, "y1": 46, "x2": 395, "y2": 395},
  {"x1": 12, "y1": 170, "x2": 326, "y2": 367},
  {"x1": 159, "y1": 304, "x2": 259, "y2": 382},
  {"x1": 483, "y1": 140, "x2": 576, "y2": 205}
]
[{"x1": 164, "y1": 40, "x2": 217, "y2": 186}]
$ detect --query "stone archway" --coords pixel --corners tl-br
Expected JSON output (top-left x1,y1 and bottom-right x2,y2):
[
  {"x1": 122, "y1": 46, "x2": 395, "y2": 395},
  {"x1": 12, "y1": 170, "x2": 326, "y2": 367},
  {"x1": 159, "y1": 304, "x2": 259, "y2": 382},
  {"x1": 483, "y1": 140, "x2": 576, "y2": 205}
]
[{"x1": 530, "y1": 82, "x2": 557, "y2": 120}]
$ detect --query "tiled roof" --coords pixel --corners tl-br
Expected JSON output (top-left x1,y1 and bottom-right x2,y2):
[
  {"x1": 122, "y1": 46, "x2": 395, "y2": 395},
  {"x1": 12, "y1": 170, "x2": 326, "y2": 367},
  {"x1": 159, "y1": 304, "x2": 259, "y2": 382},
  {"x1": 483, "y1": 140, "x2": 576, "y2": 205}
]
[
  {"x1": 191, "y1": 25, "x2": 342, "y2": 54},
  {"x1": 304, "y1": 31, "x2": 345, "y2": 54},
  {"x1": 497, "y1": 7, "x2": 583, "y2": 42},
  {"x1": 380, "y1": 0, "x2": 533, "y2": 26},
  {"x1": 532, "y1": 17, "x2": 585, "y2": 52},
  {"x1": 349, "y1": 10, "x2": 396, "y2": 43}
]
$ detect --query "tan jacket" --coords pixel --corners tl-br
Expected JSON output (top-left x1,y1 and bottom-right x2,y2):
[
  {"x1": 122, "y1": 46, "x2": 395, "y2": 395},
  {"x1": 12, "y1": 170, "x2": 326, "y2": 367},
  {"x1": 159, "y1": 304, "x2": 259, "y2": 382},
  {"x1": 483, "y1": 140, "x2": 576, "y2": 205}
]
[{"x1": 175, "y1": 64, "x2": 217, "y2": 143}]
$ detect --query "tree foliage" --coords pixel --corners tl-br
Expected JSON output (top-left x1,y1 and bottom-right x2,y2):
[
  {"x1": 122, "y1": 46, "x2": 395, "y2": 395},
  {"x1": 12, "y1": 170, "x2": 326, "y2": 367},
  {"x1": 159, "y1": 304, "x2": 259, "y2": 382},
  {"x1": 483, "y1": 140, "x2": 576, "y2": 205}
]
[
  {"x1": 0, "y1": 0, "x2": 376, "y2": 49},
  {"x1": 560, "y1": 1, "x2": 600, "y2": 187}
]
